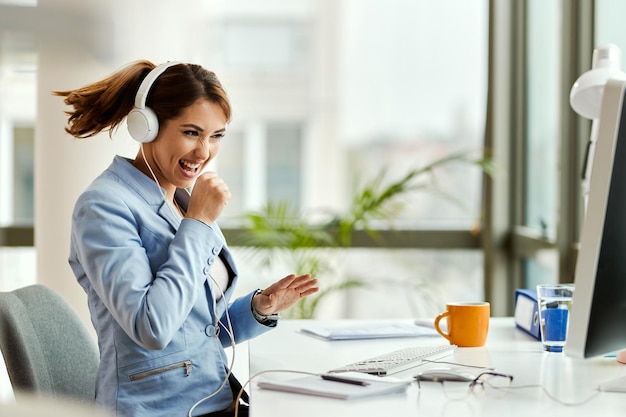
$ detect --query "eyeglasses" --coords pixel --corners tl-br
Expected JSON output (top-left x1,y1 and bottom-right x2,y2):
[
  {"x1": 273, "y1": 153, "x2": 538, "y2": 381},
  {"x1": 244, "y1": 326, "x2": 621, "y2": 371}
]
[{"x1": 416, "y1": 371, "x2": 514, "y2": 400}]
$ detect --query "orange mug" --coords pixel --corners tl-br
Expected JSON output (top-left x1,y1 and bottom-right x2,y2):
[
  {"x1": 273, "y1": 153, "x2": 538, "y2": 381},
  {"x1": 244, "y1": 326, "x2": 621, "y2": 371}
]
[{"x1": 434, "y1": 302, "x2": 490, "y2": 347}]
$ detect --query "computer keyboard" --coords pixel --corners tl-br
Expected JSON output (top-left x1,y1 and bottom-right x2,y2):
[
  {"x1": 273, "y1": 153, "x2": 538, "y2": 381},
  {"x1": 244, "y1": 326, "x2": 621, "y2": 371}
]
[{"x1": 327, "y1": 344, "x2": 456, "y2": 376}]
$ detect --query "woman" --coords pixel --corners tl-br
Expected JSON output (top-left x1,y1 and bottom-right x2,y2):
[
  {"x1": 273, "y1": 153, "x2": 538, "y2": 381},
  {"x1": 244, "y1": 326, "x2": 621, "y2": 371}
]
[{"x1": 54, "y1": 60, "x2": 318, "y2": 417}]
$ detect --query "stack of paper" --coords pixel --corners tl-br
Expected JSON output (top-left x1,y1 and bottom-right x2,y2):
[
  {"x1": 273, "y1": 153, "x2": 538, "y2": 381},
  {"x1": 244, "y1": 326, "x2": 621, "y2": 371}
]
[{"x1": 300, "y1": 322, "x2": 439, "y2": 340}]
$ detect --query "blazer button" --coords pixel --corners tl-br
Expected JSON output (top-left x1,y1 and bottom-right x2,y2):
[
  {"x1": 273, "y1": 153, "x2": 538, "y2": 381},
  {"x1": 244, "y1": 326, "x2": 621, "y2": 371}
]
[
  {"x1": 212, "y1": 247, "x2": 220, "y2": 255},
  {"x1": 207, "y1": 258, "x2": 215, "y2": 266},
  {"x1": 203, "y1": 266, "x2": 210, "y2": 275},
  {"x1": 204, "y1": 325, "x2": 216, "y2": 337}
]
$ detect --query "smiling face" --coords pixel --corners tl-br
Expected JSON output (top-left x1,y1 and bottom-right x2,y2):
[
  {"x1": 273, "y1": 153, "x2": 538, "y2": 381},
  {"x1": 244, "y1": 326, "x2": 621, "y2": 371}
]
[{"x1": 134, "y1": 98, "x2": 227, "y2": 199}]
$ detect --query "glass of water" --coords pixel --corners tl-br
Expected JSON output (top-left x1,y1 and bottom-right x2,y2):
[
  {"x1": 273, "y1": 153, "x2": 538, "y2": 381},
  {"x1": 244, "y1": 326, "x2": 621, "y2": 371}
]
[{"x1": 536, "y1": 284, "x2": 575, "y2": 352}]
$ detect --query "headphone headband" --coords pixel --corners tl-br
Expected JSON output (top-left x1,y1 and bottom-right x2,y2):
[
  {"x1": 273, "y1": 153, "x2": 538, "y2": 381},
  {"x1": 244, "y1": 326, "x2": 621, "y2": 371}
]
[{"x1": 134, "y1": 61, "x2": 183, "y2": 109}]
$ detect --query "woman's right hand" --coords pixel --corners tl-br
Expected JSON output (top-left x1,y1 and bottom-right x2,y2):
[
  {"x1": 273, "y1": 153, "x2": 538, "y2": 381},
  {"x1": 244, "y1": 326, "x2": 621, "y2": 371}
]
[{"x1": 186, "y1": 171, "x2": 231, "y2": 225}]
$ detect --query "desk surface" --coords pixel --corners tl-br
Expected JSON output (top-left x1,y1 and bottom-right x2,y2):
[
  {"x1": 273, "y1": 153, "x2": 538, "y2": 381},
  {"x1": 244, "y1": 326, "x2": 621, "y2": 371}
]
[{"x1": 248, "y1": 318, "x2": 626, "y2": 417}]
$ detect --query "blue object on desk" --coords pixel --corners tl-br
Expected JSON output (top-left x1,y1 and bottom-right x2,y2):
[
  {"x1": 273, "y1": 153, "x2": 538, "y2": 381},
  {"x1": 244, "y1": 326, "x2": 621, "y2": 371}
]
[
  {"x1": 541, "y1": 308, "x2": 568, "y2": 341},
  {"x1": 514, "y1": 289, "x2": 541, "y2": 340}
]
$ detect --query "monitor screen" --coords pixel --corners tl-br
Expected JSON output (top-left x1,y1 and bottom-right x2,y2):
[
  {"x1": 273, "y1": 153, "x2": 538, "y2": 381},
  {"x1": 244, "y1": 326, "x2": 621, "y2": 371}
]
[{"x1": 567, "y1": 78, "x2": 626, "y2": 363}]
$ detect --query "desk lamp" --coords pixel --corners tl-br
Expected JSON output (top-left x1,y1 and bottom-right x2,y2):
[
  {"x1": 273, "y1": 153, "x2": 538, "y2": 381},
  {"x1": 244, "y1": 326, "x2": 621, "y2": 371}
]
[
  {"x1": 569, "y1": 43, "x2": 626, "y2": 211},
  {"x1": 569, "y1": 43, "x2": 626, "y2": 364}
]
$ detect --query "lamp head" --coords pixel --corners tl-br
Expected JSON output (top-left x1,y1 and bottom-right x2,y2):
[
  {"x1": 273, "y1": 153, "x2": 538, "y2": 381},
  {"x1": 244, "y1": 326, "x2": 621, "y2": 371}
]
[{"x1": 570, "y1": 44, "x2": 626, "y2": 119}]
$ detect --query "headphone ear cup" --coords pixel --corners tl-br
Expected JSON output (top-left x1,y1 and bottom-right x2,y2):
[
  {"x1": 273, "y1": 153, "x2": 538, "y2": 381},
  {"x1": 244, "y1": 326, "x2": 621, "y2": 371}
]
[{"x1": 127, "y1": 106, "x2": 159, "y2": 143}]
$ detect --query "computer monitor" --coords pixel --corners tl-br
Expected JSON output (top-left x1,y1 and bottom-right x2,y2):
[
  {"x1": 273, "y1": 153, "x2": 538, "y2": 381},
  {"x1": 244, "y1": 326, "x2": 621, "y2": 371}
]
[{"x1": 566, "y1": 78, "x2": 626, "y2": 379}]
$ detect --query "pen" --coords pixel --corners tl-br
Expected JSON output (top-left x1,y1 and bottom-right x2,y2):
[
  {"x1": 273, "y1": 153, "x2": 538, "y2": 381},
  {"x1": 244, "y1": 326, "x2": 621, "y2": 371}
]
[{"x1": 321, "y1": 374, "x2": 370, "y2": 386}]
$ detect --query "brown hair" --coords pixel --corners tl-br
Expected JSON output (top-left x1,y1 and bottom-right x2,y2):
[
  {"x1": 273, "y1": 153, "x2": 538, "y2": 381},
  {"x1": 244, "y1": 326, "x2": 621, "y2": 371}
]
[{"x1": 53, "y1": 59, "x2": 232, "y2": 139}]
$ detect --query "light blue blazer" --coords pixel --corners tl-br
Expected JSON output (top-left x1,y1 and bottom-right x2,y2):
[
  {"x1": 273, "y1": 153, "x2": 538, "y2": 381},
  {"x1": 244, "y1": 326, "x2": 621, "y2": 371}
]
[{"x1": 69, "y1": 156, "x2": 273, "y2": 417}]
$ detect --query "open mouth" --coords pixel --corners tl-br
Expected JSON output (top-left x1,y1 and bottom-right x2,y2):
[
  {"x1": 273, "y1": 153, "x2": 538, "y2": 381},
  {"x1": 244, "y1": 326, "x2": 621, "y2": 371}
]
[{"x1": 179, "y1": 160, "x2": 201, "y2": 175}]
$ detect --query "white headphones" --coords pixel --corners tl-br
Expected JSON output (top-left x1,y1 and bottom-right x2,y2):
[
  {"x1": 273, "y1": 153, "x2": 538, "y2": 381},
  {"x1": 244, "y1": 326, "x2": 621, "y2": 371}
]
[{"x1": 127, "y1": 61, "x2": 183, "y2": 143}]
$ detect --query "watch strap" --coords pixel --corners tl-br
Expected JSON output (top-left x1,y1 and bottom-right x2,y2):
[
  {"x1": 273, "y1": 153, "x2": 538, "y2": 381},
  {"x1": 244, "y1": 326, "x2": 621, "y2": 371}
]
[{"x1": 252, "y1": 289, "x2": 280, "y2": 322}]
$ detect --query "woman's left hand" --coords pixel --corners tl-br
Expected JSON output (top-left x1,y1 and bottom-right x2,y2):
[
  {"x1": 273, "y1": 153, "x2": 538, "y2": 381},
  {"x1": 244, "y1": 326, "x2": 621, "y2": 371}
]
[{"x1": 252, "y1": 274, "x2": 319, "y2": 315}]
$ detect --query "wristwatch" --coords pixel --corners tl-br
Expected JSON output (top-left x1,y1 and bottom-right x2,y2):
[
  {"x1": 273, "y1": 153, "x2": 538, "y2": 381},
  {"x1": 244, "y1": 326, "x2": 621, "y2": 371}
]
[{"x1": 252, "y1": 289, "x2": 280, "y2": 323}]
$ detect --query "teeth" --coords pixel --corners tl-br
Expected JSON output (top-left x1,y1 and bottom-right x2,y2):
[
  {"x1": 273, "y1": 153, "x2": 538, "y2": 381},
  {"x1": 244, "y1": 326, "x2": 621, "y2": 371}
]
[{"x1": 180, "y1": 160, "x2": 200, "y2": 172}]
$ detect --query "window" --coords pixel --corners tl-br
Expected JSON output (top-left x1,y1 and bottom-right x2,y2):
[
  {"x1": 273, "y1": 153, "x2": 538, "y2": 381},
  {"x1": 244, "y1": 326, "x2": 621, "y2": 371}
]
[
  {"x1": 1, "y1": 0, "x2": 490, "y2": 317},
  {"x1": 596, "y1": 0, "x2": 626, "y2": 61},
  {"x1": 12, "y1": 127, "x2": 34, "y2": 225},
  {"x1": 221, "y1": 20, "x2": 309, "y2": 73},
  {"x1": 0, "y1": 30, "x2": 36, "y2": 291},
  {"x1": 215, "y1": 0, "x2": 488, "y2": 227},
  {"x1": 267, "y1": 123, "x2": 303, "y2": 209},
  {"x1": 338, "y1": 0, "x2": 487, "y2": 228},
  {"x1": 523, "y1": 0, "x2": 561, "y2": 288},
  {"x1": 0, "y1": 33, "x2": 36, "y2": 227},
  {"x1": 213, "y1": 0, "x2": 489, "y2": 317}
]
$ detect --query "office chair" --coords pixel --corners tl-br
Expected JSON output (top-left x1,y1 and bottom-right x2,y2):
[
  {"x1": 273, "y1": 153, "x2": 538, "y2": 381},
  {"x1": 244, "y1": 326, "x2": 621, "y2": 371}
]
[{"x1": 0, "y1": 284, "x2": 99, "y2": 403}]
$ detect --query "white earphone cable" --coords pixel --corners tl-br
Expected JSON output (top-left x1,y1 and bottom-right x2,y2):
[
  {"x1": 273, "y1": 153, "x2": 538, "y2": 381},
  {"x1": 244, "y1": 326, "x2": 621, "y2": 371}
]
[{"x1": 187, "y1": 275, "x2": 237, "y2": 417}]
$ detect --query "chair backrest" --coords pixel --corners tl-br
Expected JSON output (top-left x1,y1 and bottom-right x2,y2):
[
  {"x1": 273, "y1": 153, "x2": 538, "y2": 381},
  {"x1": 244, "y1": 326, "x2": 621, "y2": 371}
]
[{"x1": 0, "y1": 285, "x2": 99, "y2": 403}]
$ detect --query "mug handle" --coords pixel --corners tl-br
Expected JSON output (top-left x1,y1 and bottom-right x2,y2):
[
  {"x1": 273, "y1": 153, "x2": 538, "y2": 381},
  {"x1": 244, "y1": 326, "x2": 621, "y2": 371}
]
[{"x1": 434, "y1": 311, "x2": 451, "y2": 342}]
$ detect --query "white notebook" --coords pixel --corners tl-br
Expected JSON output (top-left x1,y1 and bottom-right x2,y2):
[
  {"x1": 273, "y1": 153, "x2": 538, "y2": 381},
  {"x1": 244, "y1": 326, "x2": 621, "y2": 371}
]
[
  {"x1": 300, "y1": 322, "x2": 439, "y2": 340},
  {"x1": 257, "y1": 373, "x2": 410, "y2": 400}
]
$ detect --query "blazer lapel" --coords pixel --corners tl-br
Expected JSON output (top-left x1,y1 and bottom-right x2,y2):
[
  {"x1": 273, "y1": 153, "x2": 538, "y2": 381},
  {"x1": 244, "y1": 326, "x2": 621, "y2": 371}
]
[{"x1": 158, "y1": 200, "x2": 182, "y2": 230}]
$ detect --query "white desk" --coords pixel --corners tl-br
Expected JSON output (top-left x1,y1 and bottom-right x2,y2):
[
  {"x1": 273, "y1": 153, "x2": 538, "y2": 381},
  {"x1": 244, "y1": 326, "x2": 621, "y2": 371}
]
[{"x1": 248, "y1": 318, "x2": 626, "y2": 417}]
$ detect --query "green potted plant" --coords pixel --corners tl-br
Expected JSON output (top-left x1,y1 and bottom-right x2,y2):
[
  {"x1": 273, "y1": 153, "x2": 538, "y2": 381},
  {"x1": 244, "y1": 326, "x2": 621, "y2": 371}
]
[{"x1": 232, "y1": 150, "x2": 494, "y2": 319}]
